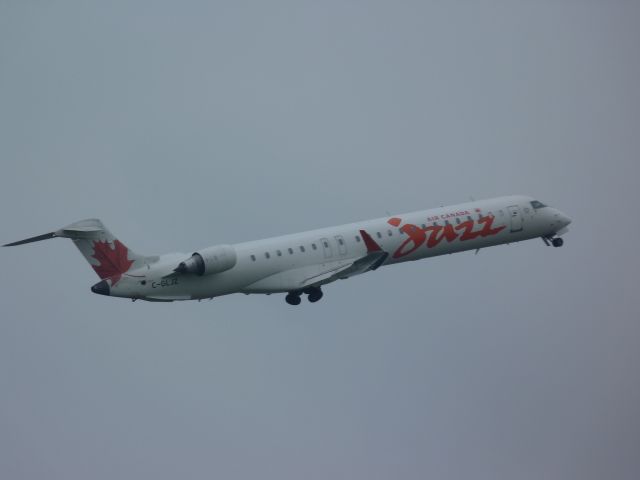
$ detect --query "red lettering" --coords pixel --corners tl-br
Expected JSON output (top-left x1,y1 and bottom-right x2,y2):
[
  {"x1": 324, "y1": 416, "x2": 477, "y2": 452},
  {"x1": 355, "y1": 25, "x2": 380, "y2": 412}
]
[
  {"x1": 392, "y1": 223, "x2": 426, "y2": 258},
  {"x1": 477, "y1": 216, "x2": 506, "y2": 236},
  {"x1": 455, "y1": 220, "x2": 482, "y2": 241},
  {"x1": 424, "y1": 224, "x2": 458, "y2": 248},
  {"x1": 389, "y1": 214, "x2": 506, "y2": 259}
]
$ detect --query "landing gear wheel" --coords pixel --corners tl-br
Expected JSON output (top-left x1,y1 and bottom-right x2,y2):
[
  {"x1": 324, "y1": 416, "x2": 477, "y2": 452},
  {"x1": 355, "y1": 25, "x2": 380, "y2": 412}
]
[
  {"x1": 308, "y1": 288, "x2": 324, "y2": 303},
  {"x1": 552, "y1": 237, "x2": 564, "y2": 248},
  {"x1": 285, "y1": 293, "x2": 301, "y2": 305}
]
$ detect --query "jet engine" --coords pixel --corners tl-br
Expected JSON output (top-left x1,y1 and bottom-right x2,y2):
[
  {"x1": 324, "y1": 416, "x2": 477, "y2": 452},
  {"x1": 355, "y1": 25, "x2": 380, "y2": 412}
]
[{"x1": 174, "y1": 245, "x2": 237, "y2": 276}]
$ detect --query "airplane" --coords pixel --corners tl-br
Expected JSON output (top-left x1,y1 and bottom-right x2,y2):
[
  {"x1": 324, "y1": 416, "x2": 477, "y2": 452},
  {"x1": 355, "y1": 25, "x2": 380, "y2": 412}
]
[{"x1": 4, "y1": 195, "x2": 571, "y2": 305}]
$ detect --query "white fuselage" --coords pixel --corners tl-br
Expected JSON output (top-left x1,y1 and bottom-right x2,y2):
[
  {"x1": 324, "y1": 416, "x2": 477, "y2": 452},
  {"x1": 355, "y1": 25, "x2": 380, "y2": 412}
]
[{"x1": 109, "y1": 195, "x2": 571, "y2": 302}]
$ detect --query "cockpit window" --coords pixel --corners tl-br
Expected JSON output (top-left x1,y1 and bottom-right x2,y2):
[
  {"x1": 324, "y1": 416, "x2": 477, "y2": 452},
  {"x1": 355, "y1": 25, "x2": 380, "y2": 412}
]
[{"x1": 531, "y1": 200, "x2": 547, "y2": 209}]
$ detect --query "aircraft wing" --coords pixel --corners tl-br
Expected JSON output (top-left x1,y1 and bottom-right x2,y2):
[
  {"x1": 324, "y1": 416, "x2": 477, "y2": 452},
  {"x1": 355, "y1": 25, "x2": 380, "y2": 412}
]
[
  {"x1": 301, "y1": 250, "x2": 387, "y2": 287},
  {"x1": 242, "y1": 230, "x2": 389, "y2": 293},
  {"x1": 303, "y1": 230, "x2": 389, "y2": 287},
  {"x1": 300, "y1": 229, "x2": 388, "y2": 288}
]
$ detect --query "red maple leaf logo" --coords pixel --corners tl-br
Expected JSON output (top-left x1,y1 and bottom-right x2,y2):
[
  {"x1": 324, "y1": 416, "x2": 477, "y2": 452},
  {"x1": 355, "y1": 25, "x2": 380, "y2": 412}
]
[{"x1": 91, "y1": 240, "x2": 134, "y2": 286}]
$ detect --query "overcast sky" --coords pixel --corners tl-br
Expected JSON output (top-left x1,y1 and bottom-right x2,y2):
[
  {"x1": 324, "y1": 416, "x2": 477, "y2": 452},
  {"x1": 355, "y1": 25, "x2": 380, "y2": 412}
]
[{"x1": 1, "y1": 1, "x2": 639, "y2": 479}]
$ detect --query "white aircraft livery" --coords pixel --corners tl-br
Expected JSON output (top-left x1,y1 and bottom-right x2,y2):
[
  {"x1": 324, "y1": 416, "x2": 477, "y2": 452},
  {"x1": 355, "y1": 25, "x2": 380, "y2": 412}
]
[{"x1": 4, "y1": 195, "x2": 571, "y2": 305}]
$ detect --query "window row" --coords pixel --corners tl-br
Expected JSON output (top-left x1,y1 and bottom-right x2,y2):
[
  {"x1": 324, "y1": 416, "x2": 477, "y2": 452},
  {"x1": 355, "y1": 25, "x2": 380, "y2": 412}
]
[
  {"x1": 249, "y1": 210, "x2": 515, "y2": 262},
  {"x1": 250, "y1": 243, "x2": 318, "y2": 261}
]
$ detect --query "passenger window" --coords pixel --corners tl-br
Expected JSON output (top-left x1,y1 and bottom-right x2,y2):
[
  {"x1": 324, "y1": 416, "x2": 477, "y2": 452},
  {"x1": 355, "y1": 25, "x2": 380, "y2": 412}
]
[
  {"x1": 276, "y1": 250, "x2": 282, "y2": 256},
  {"x1": 265, "y1": 252, "x2": 270, "y2": 259},
  {"x1": 288, "y1": 248, "x2": 293, "y2": 255},
  {"x1": 421, "y1": 224, "x2": 426, "y2": 229},
  {"x1": 250, "y1": 254, "x2": 256, "y2": 261},
  {"x1": 376, "y1": 232, "x2": 382, "y2": 239},
  {"x1": 524, "y1": 207, "x2": 531, "y2": 213},
  {"x1": 467, "y1": 216, "x2": 472, "y2": 221},
  {"x1": 312, "y1": 243, "x2": 317, "y2": 250},
  {"x1": 387, "y1": 229, "x2": 393, "y2": 236},
  {"x1": 299, "y1": 246, "x2": 305, "y2": 253},
  {"x1": 323, "y1": 241, "x2": 329, "y2": 248},
  {"x1": 355, "y1": 236, "x2": 361, "y2": 242},
  {"x1": 455, "y1": 218, "x2": 461, "y2": 224},
  {"x1": 338, "y1": 238, "x2": 344, "y2": 245}
]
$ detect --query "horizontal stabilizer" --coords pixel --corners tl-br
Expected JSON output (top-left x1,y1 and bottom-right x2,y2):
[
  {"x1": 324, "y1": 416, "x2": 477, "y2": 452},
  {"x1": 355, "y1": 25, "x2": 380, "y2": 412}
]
[
  {"x1": 3, "y1": 231, "x2": 57, "y2": 247},
  {"x1": 3, "y1": 220, "x2": 105, "y2": 247}
]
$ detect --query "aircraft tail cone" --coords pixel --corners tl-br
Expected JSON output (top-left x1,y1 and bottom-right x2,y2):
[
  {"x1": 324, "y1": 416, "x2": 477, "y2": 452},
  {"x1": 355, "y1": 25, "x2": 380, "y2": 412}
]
[{"x1": 91, "y1": 280, "x2": 110, "y2": 296}]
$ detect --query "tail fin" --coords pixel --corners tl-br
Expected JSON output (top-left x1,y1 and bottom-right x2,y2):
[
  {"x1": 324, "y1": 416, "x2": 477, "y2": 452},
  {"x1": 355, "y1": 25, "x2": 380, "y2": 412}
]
[
  {"x1": 59, "y1": 219, "x2": 149, "y2": 281},
  {"x1": 4, "y1": 218, "x2": 151, "y2": 283}
]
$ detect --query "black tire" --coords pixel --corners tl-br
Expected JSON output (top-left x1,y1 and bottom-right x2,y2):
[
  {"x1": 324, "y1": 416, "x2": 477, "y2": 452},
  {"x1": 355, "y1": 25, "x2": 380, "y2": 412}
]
[
  {"x1": 552, "y1": 237, "x2": 564, "y2": 247},
  {"x1": 308, "y1": 290, "x2": 324, "y2": 303},
  {"x1": 285, "y1": 293, "x2": 301, "y2": 305}
]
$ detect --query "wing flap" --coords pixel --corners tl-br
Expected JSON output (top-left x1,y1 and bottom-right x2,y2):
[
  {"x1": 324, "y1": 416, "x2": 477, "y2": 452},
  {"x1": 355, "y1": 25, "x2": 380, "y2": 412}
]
[{"x1": 313, "y1": 251, "x2": 388, "y2": 285}]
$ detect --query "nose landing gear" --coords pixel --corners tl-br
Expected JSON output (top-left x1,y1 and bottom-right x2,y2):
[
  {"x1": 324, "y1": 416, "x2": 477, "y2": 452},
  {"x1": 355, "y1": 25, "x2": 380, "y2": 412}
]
[
  {"x1": 551, "y1": 237, "x2": 564, "y2": 248},
  {"x1": 285, "y1": 287, "x2": 324, "y2": 305},
  {"x1": 542, "y1": 236, "x2": 564, "y2": 248}
]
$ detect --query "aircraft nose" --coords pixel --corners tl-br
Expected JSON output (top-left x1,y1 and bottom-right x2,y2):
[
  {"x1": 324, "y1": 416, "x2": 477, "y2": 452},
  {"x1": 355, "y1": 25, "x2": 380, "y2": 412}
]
[
  {"x1": 91, "y1": 279, "x2": 110, "y2": 296},
  {"x1": 550, "y1": 208, "x2": 572, "y2": 228},
  {"x1": 558, "y1": 212, "x2": 572, "y2": 227}
]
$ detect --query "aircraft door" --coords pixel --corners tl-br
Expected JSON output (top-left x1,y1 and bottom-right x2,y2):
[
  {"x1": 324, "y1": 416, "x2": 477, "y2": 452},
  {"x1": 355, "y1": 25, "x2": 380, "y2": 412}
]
[
  {"x1": 335, "y1": 235, "x2": 347, "y2": 256},
  {"x1": 507, "y1": 205, "x2": 524, "y2": 232},
  {"x1": 320, "y1": 237, "x2": 333, "y2": 259}
]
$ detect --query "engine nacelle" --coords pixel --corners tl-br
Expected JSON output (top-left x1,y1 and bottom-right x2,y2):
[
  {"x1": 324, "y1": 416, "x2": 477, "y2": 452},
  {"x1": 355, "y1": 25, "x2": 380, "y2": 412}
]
[{"x1": 174, "y1": 245, "x2": 237, "y2": 276}]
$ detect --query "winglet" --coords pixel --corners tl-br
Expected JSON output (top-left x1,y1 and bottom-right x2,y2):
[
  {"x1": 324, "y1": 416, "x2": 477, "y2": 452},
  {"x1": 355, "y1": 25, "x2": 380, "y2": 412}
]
[{"x1": 359, "y1": 229, "x2": 382, "y2": 253}]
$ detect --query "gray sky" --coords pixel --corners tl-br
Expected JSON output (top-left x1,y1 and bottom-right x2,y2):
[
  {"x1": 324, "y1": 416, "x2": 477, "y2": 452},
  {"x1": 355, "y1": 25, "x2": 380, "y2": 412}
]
[{"x1": 1, "y1": 1, "x2": 639, "y2": 479}]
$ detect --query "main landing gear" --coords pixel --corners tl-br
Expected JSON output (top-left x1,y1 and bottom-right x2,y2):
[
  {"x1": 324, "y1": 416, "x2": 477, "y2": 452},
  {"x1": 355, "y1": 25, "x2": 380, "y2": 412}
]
[
  {"x1": 285, "y1": 287, "x2": 324, "y2": 305},
  {"x1": 542, "y1": 236, "x2": 564, "y2": 248},
  {"x1": 285, "y1": 292, "x2": 302, "y2": 305}
]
